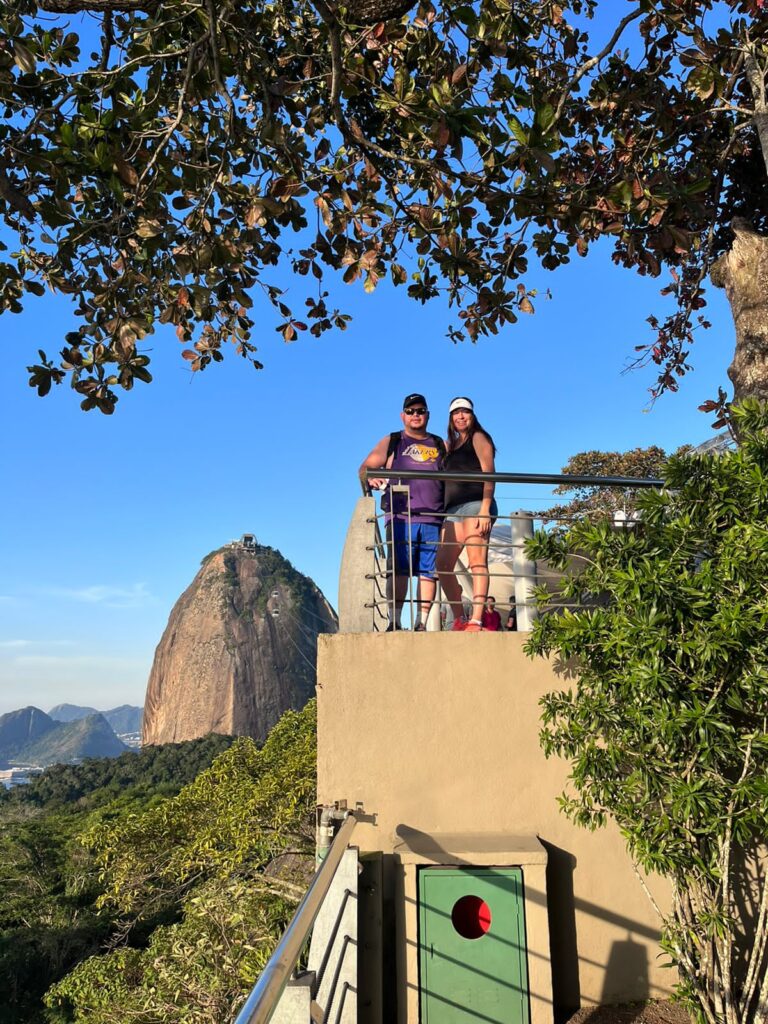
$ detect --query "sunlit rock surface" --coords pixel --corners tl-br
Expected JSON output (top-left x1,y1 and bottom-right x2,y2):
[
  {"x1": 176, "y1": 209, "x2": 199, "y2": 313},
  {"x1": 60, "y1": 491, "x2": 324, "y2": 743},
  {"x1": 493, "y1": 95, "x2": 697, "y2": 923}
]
[{"x1": 142, "y1": 542, "x2": 337, "y2": 746}]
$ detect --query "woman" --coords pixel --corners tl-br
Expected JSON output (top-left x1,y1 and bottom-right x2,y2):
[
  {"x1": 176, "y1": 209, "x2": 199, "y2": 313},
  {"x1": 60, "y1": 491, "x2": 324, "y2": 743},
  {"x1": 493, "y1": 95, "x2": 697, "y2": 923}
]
[{"x1": 437, "y1": 397, "x2": 498, "y2": 632}]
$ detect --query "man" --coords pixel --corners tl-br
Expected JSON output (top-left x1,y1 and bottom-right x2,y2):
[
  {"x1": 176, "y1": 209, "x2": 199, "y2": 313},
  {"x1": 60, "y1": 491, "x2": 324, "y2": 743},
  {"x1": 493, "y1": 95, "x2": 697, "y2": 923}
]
[
  {"x1": 481, "y1": 596, "x2": 502, "y2": 632},
  {"x1": 360, "y1": 394, "x2": 444, "y2": 630},
  {"x1": 506, "y1": 596, "x2": 517, "y2": 632}
]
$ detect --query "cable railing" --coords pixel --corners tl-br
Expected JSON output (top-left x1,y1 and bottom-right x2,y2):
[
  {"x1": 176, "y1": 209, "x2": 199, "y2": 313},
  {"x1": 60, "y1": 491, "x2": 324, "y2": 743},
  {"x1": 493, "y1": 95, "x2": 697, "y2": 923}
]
[
  {"x1": 233, "y1": 810, "x2": 357, "y2": 1024},
  {"x1": 361, "y1": 468, "x2": 663, "y2": 633}
]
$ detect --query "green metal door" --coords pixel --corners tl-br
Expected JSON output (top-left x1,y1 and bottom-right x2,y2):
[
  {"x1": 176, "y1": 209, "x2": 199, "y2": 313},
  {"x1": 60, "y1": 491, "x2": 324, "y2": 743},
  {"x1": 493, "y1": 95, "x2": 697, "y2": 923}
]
[{"x1": 418, "y1": 867, "x2": 529, "y2": 1024}]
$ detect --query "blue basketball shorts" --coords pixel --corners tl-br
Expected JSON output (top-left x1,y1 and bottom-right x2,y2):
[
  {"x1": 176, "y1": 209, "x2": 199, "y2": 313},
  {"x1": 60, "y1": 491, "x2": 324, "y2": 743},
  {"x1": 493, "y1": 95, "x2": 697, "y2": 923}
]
[{"x1": 387, "y1": 520, "x2": 440, "y2": 580}]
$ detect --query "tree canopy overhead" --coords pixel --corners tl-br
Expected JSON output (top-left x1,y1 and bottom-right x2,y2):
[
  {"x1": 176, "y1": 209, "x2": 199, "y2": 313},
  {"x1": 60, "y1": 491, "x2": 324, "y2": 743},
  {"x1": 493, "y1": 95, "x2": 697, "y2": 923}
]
[{"x1": 2, "y1": 0, "x2": 766, "y2": 412}]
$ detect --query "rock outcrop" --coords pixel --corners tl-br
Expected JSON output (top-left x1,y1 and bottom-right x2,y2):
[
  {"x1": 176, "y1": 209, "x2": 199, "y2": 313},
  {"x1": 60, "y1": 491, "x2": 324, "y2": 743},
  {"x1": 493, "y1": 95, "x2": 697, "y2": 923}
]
[{"x1": 142, "y1": 542, "x2": 337, "y2": 746}]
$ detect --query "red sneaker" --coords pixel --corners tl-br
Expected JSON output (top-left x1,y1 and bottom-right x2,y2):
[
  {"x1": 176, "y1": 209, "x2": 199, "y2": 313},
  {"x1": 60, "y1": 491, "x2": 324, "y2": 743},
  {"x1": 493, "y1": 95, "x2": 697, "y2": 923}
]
[
  {"x1": 451, "y1": 618, "x2": 467, "y2": 632},
  {"x1": 463, "y1": 620, "x2": 484, "y2": 632}
]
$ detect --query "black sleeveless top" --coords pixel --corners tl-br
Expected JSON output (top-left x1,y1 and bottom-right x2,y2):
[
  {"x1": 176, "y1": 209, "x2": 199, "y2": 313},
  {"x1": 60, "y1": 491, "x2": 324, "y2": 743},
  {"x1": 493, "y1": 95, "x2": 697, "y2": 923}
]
[{"x1": 444, "y1": 438, "x2": 484, "y2": 508}]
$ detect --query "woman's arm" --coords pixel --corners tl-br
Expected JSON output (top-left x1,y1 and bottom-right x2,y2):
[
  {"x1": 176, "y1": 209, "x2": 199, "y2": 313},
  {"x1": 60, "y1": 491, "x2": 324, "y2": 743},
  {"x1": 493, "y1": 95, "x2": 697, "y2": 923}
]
[{"x1": 472, "y1": 431, "x2": 495, "y2": 535}]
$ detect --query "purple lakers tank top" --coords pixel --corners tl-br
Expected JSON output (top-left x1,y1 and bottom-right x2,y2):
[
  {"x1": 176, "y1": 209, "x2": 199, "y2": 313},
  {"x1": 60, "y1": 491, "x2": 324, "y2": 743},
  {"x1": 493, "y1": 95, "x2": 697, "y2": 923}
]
[{"x1": 381, "y1": 432, "x2": 443, "y2": 524}]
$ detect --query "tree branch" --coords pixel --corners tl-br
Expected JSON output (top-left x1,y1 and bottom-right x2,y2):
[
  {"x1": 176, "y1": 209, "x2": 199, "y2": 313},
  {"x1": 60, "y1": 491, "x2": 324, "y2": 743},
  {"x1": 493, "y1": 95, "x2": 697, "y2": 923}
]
[
  {"x1": 99, "y1": 11, "x2": 114, "y2": 71},
  {"x1": 38, "y1": 0, "x2": 158, "y2": 11},
  {"x1": 744, "y1": 46, "x2": 768, "y2": 179},
  {"x1": 630, "y1": 859, "x2": 664, "y2": 921},
  {"x1": 136, "y1": 40, "x2": 200, "y2": 189},
  {"x1": 0, "y1": 160, "x2": 36, "y2": 220},
  {"x1": 311, "y1": 0, "x2": 436, "y2": 173},
  {"x1": 553, "y1": 10, "x2": 643, "y2": 126},
  {"x1": 204, "y1": 0, "x2": 233, "y2": 116}
]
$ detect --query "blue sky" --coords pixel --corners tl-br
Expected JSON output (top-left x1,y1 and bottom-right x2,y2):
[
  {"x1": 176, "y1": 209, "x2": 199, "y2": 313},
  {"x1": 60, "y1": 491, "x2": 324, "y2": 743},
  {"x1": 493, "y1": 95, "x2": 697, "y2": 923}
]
[{"x1": 0, "y1": 238, "x2": 734, "y2": 716}]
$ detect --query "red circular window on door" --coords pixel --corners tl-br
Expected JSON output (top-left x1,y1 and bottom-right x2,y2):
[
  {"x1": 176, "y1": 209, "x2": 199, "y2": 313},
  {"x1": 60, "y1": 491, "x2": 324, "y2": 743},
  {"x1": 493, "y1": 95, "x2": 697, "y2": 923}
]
[{"x1": 451, "y1": 895, "x2": 492, "y2": 939}]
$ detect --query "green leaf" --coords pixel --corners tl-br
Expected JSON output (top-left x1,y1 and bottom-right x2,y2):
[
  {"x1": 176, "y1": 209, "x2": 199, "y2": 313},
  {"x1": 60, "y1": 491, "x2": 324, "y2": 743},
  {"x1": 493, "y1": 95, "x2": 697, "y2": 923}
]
[
  {"x1": 506, "y1": 116, "x2": 529, "y2": 146},
  {"x1": 686, "y1": 65, "x2": 716, "y2": 99},
  {"x1": 12, "y1": 41, "x2": 36, "y2": 74},
  {"x1": 535, "y1": 103, "x2": 555, "y2": 134}
]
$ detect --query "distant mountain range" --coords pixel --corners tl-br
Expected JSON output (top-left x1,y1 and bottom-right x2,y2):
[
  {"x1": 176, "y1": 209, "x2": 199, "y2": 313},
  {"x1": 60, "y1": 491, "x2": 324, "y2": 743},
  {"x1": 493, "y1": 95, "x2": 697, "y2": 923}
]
[
  {"x1": 0, "y1": 704, "x2": 143, "y2": 769},
  {"x1": 19, "y1": 713, "x2": 127, "y2": 766},
  {"x1": 0, "y1": 706, "x2": 55, "y2": 760},
  {"x1": 49, "y1": 703, "x2": 143, "y2": 735}
]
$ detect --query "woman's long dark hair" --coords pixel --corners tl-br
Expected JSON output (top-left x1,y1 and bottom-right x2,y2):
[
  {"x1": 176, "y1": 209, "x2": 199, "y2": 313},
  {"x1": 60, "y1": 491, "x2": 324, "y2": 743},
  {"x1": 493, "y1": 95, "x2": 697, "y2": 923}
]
[{"x1": 446, "y1": 402, "x2": 497, "y2": 456}]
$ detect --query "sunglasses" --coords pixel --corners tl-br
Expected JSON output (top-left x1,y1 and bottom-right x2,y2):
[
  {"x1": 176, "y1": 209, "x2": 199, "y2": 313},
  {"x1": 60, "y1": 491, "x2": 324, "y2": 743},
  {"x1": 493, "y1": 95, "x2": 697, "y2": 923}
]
[{"x1": 404, "y1": 407, "x2": 427, "y2": 415}]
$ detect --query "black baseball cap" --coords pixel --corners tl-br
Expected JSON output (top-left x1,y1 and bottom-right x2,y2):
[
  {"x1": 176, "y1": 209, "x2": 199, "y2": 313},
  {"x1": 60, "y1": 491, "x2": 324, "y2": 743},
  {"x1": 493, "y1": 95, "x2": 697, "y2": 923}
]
[{"x1": 403, "y1": 393, "x2": 428, "y2": 410}]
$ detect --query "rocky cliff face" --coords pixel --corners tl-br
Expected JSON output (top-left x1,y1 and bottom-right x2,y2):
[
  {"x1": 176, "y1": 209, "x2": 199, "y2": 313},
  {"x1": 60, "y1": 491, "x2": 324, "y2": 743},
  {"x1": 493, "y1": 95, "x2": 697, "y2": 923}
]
[{"x1": 142, "y1": 543, "x2": 337, "y2": 746}]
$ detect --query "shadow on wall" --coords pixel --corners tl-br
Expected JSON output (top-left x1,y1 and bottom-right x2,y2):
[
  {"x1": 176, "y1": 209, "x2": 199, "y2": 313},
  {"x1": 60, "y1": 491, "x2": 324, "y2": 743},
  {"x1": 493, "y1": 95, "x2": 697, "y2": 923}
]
[
  {"x1": 540, "y1": 841, "x2": 580, "y2": 1022},
  {"x1": 600, "y1": 937, "x2": 649, "y2": 1009},
  {"x1": 541, "y1": 840, "x2": 663, "y2": 1020},
  {"x1": 731, "y1": 842, "x2": 768, "y2": 993}
]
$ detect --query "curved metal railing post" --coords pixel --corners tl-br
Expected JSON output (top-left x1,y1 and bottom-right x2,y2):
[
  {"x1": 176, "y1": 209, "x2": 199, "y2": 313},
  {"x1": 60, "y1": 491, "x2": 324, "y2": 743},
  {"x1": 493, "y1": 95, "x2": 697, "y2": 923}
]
[{"x1": 233, "y1": 812, "x2": 357, "y2": 1024}]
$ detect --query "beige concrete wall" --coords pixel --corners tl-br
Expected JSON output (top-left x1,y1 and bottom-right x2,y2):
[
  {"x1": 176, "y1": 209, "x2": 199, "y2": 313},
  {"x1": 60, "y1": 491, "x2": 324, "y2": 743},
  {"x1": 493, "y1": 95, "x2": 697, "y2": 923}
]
[{"x1": 317, "y1": 632, "x2": 673, "y2": 1018}]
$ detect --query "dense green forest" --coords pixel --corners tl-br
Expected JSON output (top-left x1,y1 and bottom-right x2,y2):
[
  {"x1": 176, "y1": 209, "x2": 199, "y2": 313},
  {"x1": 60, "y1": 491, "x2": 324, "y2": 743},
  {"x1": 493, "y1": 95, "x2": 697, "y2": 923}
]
[
  {"x1": 1, "y1": 733, "x2": 234, "y2": 811},
  {"x1": 0, "y1": 707, "x2": 316, "y2": 1024}
]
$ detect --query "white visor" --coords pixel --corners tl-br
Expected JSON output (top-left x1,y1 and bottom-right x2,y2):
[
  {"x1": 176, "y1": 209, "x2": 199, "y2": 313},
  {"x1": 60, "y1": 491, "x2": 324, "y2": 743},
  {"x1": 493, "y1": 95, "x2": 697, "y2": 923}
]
[{"x1": 449, "y1": 397, "x2": 474, "y2": 415}]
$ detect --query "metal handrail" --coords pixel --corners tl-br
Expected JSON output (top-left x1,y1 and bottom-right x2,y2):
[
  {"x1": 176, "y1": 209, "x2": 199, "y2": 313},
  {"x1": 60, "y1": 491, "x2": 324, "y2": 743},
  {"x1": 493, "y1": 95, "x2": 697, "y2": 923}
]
[
  {"x1": 233, "y1": 812, "x2": 357, "y2": 1024},
  {"x1": 358, "y1": 468, "x2": 663, "y2": 632},
  {"x1": 364, "y1": 468, "x2": 664, "y2": 488}
]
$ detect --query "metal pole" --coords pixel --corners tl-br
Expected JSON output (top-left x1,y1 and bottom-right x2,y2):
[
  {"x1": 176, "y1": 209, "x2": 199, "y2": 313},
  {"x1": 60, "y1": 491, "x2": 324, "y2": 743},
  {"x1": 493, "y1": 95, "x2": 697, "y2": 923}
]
[
  {"x1": 233, "y1": 813, "x2": 357, "y2": 1024},
  {"x1": 405, "y1": 488, "x2": 414, "y2": 630},
  {"x1": 366, "y1": 469, "x2": 663, "y2": 488},
  {"x1": 387, "y1": 487, "x2": 396, "y2": 629},
  {"x1": 511, "y1": 512, "x2": 537, "y2": 632}
]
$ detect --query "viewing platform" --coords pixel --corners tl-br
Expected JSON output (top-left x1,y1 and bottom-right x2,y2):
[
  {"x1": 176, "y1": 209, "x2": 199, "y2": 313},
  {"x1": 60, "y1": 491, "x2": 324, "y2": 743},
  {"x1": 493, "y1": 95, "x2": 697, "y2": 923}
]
[{"x1": 339, "y1": 468, "x2": 661, "y2": 633}]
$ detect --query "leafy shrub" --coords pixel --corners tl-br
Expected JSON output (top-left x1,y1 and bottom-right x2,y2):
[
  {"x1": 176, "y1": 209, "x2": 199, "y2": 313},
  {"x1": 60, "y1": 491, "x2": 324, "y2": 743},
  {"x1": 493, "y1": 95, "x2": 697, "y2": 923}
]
[{"x1": 527, "y1": 401, "x2": 768, "y2": 1024}]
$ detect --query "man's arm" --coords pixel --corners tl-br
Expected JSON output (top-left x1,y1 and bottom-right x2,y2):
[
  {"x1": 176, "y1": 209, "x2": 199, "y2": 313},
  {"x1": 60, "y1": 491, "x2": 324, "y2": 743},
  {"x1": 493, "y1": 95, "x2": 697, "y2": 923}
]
[{"x1": 359, "y1": 435, "x2": 392, "y2": 490}]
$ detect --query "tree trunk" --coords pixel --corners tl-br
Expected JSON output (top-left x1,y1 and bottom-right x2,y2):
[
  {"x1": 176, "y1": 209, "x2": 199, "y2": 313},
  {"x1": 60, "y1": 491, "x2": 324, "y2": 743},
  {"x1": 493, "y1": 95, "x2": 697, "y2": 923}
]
[{"x1": 710, "y1": 218, "x2": 768, "y2": 407}]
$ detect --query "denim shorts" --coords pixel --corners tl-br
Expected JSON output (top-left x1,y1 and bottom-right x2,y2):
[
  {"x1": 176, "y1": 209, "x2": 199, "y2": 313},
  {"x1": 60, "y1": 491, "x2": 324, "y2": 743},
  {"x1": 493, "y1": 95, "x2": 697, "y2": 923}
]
[
  {"x1": 387, "y1": 520, "x2": 440, "y2": 579},
  {"x1": 444, "y1": 499, "x2": 498, "y2": 524}
]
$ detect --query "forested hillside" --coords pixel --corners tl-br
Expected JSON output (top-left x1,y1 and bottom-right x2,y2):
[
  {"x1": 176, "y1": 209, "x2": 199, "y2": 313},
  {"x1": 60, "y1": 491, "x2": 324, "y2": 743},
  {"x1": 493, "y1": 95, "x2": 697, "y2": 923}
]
[
  {"x1": 47, "y1": 703, "x2": 316, "y2": 1023},
  {"x1": 0, "y1": 731, "x2": 244, "y2": 1023},
  {"x1": 1, "y1": 733, "x2": 234, "y2": 811}
]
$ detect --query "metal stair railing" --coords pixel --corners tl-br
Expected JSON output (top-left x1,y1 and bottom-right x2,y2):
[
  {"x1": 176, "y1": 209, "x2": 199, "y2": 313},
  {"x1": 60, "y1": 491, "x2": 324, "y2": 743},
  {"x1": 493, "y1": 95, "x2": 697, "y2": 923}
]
[{"x1": 233, "y1": 811, "x2": 357, "y2": 1024}]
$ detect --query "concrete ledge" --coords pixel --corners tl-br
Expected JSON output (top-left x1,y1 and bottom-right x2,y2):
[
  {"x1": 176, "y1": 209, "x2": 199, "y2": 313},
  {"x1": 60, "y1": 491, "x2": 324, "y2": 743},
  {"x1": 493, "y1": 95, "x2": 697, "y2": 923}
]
[{"x1": 393, "y1": 828, "x2": 549, "y2": 865}]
